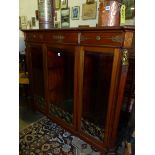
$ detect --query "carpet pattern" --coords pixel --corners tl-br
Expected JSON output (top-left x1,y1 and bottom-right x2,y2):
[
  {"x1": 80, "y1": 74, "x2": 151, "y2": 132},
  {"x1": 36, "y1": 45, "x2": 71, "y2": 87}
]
[{"x1": 19, "y1": 117, "x2": 101, "y2": 155}]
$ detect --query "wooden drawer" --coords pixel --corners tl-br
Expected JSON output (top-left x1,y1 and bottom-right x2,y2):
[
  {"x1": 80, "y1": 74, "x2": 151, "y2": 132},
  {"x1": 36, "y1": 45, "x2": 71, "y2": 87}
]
[
  {"x1": 79, "y1": 32, "x2": 124, "y2": 47},
  {"x1": 45, "y1": 32, "x2": 78, "y2": 44},
  {"x1": 26, "y1": 31, "x2": 78, "y2": 45},
  {"x1": 26, "y1": 32, "x2": 44, "y2": 42}
]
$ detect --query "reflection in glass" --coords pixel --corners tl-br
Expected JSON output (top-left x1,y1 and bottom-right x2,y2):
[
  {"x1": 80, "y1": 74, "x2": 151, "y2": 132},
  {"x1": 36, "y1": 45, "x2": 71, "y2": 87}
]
[
  {"x1": 81, "y1": 52, "x2": 114, "y2": 141},
  {"x1": 31, "y1": 47, "x2": 45, "y2": 109},
  {"x1": 48, "y1": 48, "x2": 74, "y2": 124}
]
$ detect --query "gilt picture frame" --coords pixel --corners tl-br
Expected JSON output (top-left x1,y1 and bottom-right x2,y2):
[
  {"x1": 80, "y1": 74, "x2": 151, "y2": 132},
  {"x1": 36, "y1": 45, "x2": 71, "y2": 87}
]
[
  {"x1": 20, "y1": 16, "x2": 27, "y2": 29},
  {"x1": 86, "y1": 0, "x2": 95, "y2": 4},
  {"x1": 55, "y1": 0, "x2": 60, "y2": 10},
  {"x1": 54, "y1": 21, "x2": 61, "y2": 28},
  {"x1": 31, "y1": 17, "x2": 36, "y2": 27},
  {"x1": 61, "y1": 0, "x2": 68, "y2": 9},
  {"x1": 82, "y1": 2, "x2": 97, "y2": 20}
]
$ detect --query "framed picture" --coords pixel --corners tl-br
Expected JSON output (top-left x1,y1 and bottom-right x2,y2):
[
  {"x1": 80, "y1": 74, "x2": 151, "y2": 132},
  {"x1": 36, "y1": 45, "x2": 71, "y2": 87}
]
[
  {"x1": 19, "y1": 16, "x2": 21, "y2": 29},
  {"x1": 122, "y1": 0, "x2": 135, "y2": 19},
  {"x1": 61, "y1": 0, "x2": 68, "y2": 9},
  {"x1": 82, "y1": 2, "x2": 97, "y2": 20},
  {"x1": 54, "y1": 11, "x2": 58, "y2": 21},
  {"x1": 61, "y1": 8, "x2": 70, "y2": 28},
  {"x1": 54, "y1": 21, "x2": 61, "y2": 28},
  {"x1": 31, "y1": 17, "x2": 36, "y2": 27},
  {"x1": 86, "y1": 0, "x2": 95, "y2": 4},
  {"x1": 35, "y1": 10, "x2": 39, "y2": 20},
  {"x1": 20, "y1": 16, "x2": 27, "y2": 29},
  {"x1": 71, "y1": 6, "x2": 80, "y2": 20},
  {"x1": 55, "y1": 0, "x2": 60, "y2": 10}
]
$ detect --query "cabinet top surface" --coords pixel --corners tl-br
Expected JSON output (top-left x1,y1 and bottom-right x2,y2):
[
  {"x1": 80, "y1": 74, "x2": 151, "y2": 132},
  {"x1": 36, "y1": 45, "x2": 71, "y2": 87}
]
[
  {"x1": 21, "y1": 26, "x2": 134, "y2": 32},
  {"x1": 22, "y1": 25, "x2": 134, "y2": 49}
]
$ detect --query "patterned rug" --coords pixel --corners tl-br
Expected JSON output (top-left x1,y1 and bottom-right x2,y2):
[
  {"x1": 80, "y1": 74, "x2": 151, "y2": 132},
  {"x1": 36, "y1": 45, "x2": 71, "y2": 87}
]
[{"x1": 19, "y1": 117, "x2": 101, "y2": 155}]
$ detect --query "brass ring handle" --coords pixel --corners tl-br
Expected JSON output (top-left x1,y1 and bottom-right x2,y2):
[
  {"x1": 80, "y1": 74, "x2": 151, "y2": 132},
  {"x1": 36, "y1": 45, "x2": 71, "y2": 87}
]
[{"x1": 96, "y1": 36, "x2": 101, "y2": 41}]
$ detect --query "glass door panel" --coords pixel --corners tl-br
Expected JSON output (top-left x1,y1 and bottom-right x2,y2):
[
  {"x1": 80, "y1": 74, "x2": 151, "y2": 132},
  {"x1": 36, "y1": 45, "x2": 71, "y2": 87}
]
[
  {"x1": 81, "y1": 51, "x2": 114, "y2": 142},
  {"x1": 47, "y1": 48, "x2": 75, "y2": 125}
]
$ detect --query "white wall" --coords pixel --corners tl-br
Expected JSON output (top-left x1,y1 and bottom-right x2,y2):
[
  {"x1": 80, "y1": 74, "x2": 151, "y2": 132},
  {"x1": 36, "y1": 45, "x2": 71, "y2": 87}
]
[
  {"x1": 19, "y1": 0, "x2": 38, "y2": 24},
  {"x1": 65, "y1": 1, "x2": 99, "y2": 27},
  {"x1": 19, "y1": 0, "x2": 99, "y2": 30},
  {"x1": 19, "y1": 0, "x2": 134, "y2": 52},
  {"x1": 19, "y1": 0, "x2": 99, "y2": 52},
  {"x1": 19, "y1": 0, "x2": 39, "y2": 37},
  {"x1": 19, "y1": 0, "x2": 38, "y2": 52}
]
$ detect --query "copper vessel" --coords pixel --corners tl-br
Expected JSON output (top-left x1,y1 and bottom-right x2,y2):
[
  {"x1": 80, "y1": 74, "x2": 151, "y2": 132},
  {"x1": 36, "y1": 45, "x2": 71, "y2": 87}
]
[{"x1": 98, "y1": 0, "x2": 121, "y2": 26}]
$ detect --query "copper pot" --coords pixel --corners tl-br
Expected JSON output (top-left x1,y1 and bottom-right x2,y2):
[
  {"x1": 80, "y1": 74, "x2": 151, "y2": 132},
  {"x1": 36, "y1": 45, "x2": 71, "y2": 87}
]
[{"x1": 98, "y1": 0, "x2": 121, "y2": 26}]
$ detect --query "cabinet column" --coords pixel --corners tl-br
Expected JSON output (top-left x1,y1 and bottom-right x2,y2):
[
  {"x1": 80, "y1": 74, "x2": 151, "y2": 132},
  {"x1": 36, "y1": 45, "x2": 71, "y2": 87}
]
[
  {"x1": 74, "y1": 46, "x2": 85, "y2": 131},
  {"x1": 42, "y1": 44, "x2": 49, "y2": 113},
  {"x1": 108, "y1": 49, "x2": 129, "y2": 151}
]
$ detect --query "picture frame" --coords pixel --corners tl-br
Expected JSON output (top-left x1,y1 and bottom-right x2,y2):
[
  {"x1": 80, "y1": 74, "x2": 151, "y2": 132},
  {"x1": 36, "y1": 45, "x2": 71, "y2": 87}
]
[
  {"x1": 54, "y1": 10, "x2": 61, "y2": 22},
  {"x1": 122, "y1": 0, "x2": 135, "y2": 19},
  {"x1": 61, "y1": 8, "x2": 70, "y2": 28},
  {"x1": 71, "y1": 6, "x2": 80, "y2": 20},
  {"x1": 20, "y1": 16, "x2": 27, "y2": 29},
  {"x1": 54, "y1": 21, "x2": 61, "y2": 28},
  {"x1": 31, "y1": 17, "x2": 36, "y2": 27},
  {"x1": 86, "y1": 0, "x2": 95, "y2": 4},
  {"x1": 35, "y1": 10, "x2": 39, "y2": 20},
  {"x1": 19, "y1": 16, "x2": 21, "y2": 29},
  {"x1": 54, "y1": 11, "x2": 58, "y2": 21},
  {"x1": 61, "y1": 0, "x2": 68, "y2": 9},
  {"x1": 55, "y1": 0, "x2": 60, "y2": 10},
  {"x1": 82, "y1": 2, "x2": 97, "y2": 20}
]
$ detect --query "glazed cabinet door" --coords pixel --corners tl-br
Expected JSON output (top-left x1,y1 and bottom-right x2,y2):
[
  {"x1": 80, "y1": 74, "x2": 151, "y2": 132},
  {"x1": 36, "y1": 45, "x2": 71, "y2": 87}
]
[
  {"x1": 46, "y1": 45, "x2": 76, "y2": 130},
  {"x1": 28, "y1": 44, "x2": 47, "y2": 112},
  {"x1": 77, "y1": 46, "x2": 121, "y2": 149}
]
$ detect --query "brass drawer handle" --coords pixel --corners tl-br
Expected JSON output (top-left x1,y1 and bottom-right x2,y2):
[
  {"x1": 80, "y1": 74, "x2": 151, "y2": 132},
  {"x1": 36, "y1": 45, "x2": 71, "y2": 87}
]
[
  {"x1": 96, "y1": 36, "x2": 101, "y2": 41},
  {"x1": 52, "y1": 35, "x2": 64, "y2": 40},
  {"x1": 80, "y1": 35, "x2": 101, "y2": 41},
  {"x1": 80, "y1": 35, "x2": 87, "y2": 41},
  {"x1": 80, "y1": 34, "x2": 123, "y2": 43}
]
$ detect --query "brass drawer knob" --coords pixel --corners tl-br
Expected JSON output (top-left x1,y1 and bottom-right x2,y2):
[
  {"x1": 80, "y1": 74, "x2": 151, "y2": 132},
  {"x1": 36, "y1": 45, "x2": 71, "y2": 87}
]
[{"x1": 96, "y1": 36, "x2": 101, "y2": 40}]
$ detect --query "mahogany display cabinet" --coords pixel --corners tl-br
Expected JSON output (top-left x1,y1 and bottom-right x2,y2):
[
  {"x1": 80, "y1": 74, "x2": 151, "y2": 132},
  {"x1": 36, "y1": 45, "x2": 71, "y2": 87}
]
[{"x1": 22, "y1": 26, "x2": 134, "y2": 154}]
